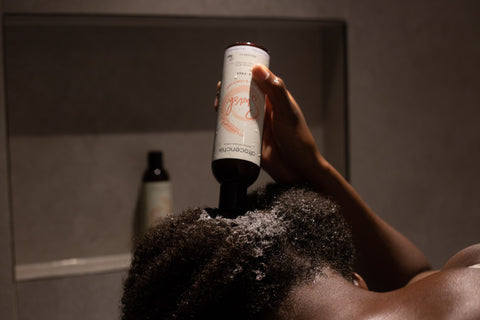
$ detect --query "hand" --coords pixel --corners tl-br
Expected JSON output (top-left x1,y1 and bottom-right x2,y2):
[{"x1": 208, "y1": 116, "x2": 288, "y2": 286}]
[
  {"x1": 214, "y1": 65, "x2": 325, "y2": 185},
  {"x1": 251, "y1": 65, "x2": 324, "y2": 184}
]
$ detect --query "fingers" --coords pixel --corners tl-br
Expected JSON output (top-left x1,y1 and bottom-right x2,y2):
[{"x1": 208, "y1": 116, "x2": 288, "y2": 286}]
[
  {"x1": 214, "y1": 81, "x2": 221, "y2": 112},
  {"x1": 216, "y1": 65, "x2": 298, "y2": 120},
  {"x1": 251, "y1": 65, "x2": 296, "y2": 118}
]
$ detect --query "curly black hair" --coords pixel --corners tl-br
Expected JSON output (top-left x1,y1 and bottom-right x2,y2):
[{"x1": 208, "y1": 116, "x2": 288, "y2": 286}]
[{"x1": 122, "y1": 184, "x2": 354, "y2": 320}]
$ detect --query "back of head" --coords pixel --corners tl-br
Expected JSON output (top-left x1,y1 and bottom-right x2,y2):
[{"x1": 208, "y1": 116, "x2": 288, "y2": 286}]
[{"x1": 122, "y1": 184, "x2": 354, "y2": 319}]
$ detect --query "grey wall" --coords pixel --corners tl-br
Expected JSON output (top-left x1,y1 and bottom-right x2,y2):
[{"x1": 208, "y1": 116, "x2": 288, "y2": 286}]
[
  {"x1": 2, "y1": 12, "x2": 347, "y2": 320},
  {"x1": 348, "y1": 0, "x2": 480, "y2": 267},
  {"x1": 1, "y1": 0, "x2": 480, "y2": 319},
  {"x1": 0, "y1": 0, "x2": 18, "y2": 318},
  {"x1": 5, "y1": 17, "x2": 345, "y2": 265}
]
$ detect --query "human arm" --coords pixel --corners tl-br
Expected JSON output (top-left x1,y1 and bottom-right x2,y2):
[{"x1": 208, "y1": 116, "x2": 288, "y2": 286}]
[{"x1": 251, "y1": 64, "x2": 431, "y2": 291}]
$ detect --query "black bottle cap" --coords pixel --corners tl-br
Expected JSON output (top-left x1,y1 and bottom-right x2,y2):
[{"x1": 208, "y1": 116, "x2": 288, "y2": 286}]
[
  {"x1": 218, "y1": 182, "x2": 248, "y2": 218},
  {"x1": 148, "y1": 151, "x2": 164, "y2": 168}
]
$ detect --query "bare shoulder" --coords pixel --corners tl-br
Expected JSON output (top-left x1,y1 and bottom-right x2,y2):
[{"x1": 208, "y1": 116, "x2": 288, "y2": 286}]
[
  {"x1": 377, "y1": 244, "x2": 480, "y2": 320},
  {"x1": 443, "y1": 244, "x2": 480, "y2": 269},
  {"x1": 406, "y1": 244, "x2": 480, "y2": 284}
]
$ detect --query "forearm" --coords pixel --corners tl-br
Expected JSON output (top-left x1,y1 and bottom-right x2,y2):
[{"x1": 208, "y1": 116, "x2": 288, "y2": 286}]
[
  {"x1": 308, "y1": 154, "x2": 431, "y2": 291},
  {"x1": 251, "y1": 64, "x2": 431, "y2": 290}
]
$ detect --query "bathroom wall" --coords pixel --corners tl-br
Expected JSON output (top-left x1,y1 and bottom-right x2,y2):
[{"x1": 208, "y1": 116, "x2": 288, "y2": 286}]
[
  {"x1": 1, "y1": 7, "x2": 348, "y2": 320},
  {"x1": 348, "y1": 0, "x2": 480, "y2": 267},
  {"x1": 5, "y1": 17, "x2": 346, "y2": 266},
  {"x1": 1, "y1": 0, "x2": 480, "y2": 319},
  {"x1": 0, "y1": 1, "x2": 18, "y2": 319}
]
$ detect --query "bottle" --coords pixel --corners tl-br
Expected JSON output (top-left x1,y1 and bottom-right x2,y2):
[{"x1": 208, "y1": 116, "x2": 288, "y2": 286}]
[
  {"x1": 141, "y1": 151, "x2": 173, "y2": 231},
  {"x1": 212, "y1": 42, "x2": 270, "y2": 217}
]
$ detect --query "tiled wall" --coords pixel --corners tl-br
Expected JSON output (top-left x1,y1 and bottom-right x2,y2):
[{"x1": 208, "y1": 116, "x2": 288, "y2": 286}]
[
  {"x1": 16, "y1": 271, "x2": 124, "y2": 320},
  {"x1": 0, "y1": 1, "x2": 19, "y2": 319},
  {"x1": 347, "y1": 0, "x2": 480, "y2": 266},
  {"x1": 1, "y1": 0, "x2": 480, "y2": 319},
  {"x1": 2, "y1": 12, "x2": 347, "y2": 320},
  {"x1": 5, "y1": 16, "x2": 346, "y2": 265}
]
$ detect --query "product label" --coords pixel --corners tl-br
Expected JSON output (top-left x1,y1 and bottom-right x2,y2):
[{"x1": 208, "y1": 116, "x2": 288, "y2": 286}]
[
  {"x1": 213, "y1": 44, "x2": 270, "y2": 165},
  {"x1": 142, "y1": 181, "x2": 172, "y2": 227}
]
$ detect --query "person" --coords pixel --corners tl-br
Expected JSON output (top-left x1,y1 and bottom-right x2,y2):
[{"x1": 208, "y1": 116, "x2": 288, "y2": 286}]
[{"x1": 121, "y1": 65, "x2": 480, "y2": 319}]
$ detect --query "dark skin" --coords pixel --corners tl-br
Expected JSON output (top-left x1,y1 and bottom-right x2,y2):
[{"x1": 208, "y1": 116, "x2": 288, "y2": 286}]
[{"x1": 216, "y1": 65, "x2": 480, "y2": 319}]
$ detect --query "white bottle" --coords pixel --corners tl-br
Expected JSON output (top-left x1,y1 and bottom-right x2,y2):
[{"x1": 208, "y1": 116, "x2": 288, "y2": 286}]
[{"x1": 212, "y1": 42, "x2": 270, "y2": 216}]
